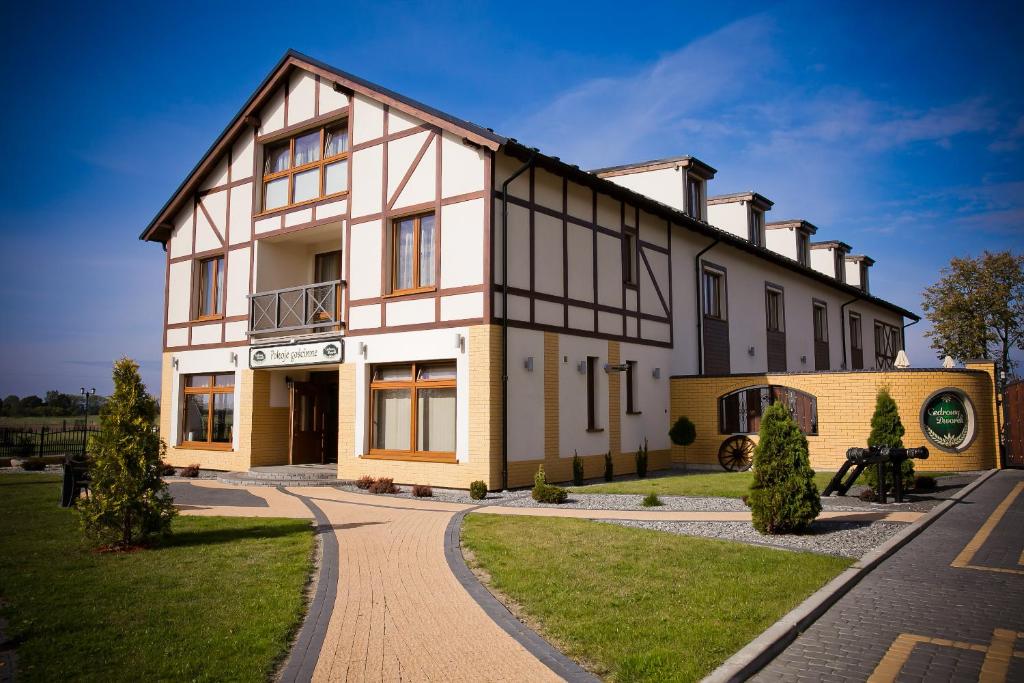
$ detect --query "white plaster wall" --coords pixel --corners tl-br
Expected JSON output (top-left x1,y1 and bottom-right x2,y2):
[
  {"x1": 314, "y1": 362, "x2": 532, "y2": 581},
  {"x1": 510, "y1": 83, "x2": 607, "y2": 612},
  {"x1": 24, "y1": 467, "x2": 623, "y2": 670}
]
[
  {"x1": 166, "y1": 328, "x2": 188, "y2": 347},
  {"x1": 640, "y1": 248, "x2": 669, "y2": 317},
  {"x1": 224, "y1": 321, "x2": 247, "y2": 342},
  {"x1": 347, "y1": 327, "x2": 470, "y2": 462},
  {"x1": 255, "y1": 215, "x2": 282, "y2": 235},
  {"x1": 352, "y1": 94, "x2": 384, "y2": 145},
  {"x1": 534, "y1": 213, "x2": 562, "y2": 296},
  {"x1": 566, "y1": 223, "x2": 594, "y2": 302},
  {"x1": 167, "y1": 261, "x2": 192, "y2": 324},
  {"x1": 558, "y1": 334, "x2": 609, "y2": 457},
  {"x1": 385, "y1": 298, "x2": 434, "y2": 326},
  {"x1": 596, "y1": 233, "x2": 622, "y2": 307},
  {"x1": 166, "y1": 347, "x2": 244, "y2": 449},
  {"x1": 393, "y1": 139, "x2": 436, "y2": 209},
  {"x1": 319, "y1": 82, "x2": 348, "y2": 114},
  {"x1": 507, "y1": 328, "x2": 545, "y2": 462},
  {"x1": 604, "y1": 167, "x2": 684, "y2": 212},
  {"x1": 284, "y1": 208, "x2": 313, "y2": 227},
  {"x1": 441, "y1": 132, "x2": 484, "y2": 197},
  {"x1": 228, "y1": 184, "x2": 253, "y2": 244},
  {"x1": 811, "y1": 247, "x2": 836, "y2": 278},
  {"x1": 386, "y1": 131, "x2": 431, "y2": 199},
  {"x1": 535, "y1": 300, "x2": 563, "y2": 327},
  {"x1": 618, "y1": 342, "x2": 672, "y2": 453},
  {"x1": 707, "y1": 201, "x2": 748, "y2": 240},
  {"x1": 259, "y1": 87, "x2": 285, "y2": 135},
  {"x1": 169, "y1": 205, "x2": 194, "y2": 259},
  {"x1": 766, "y1": 227, "x2": 798, "y2": 260},
  {"x1": 348, "y1": 304, "x2": 381, "y2": 330},
  {"x1": 668, "y1": 227, "x2": 705, "y2": 376},
  {"x1": 439, "y1": 199, "x2": 484, "y2": 288},
  {"x1": 846, "y1": 262, "x2": 863, "y2": 289},
  {"x1": 387, "y1": 108, "x2": 422, "y2": 133},
  {"x1": 596, "y1": 194, "x2": 621, "y2": 230},
  {"x1": 566, "y1": 181, "x2": 592, "y2": 220},
  {"x1": 231, "y1": 134, "x2": 254, "y2": 181},
  {"x1": 351, "y1": 147, "x2": 383, "y2": 217},
  {"x1": 315, "y1": 199, "x2": 346, "y2": 220},
  {"x1": 348, "y1": 220, "x2": 382, "y2": 299},
  {"x1": 254, "y1": 240, "x2": 311, "y2": 292},
  {"x1": 287, "y1": 70, "x2": 316, "y2": 126},
  {"x1": 191, "y1": 322, "x2": 221, "y2": 346},
  {"x1": 639, "y1": 210, "x2": 668, "y2": 249},
  {"x1": 440, "y1": 292, "x2": 483, "y2": 321},
  {"x1": 226, "y1": 247, "x2": 250, "y2": 317},
  {"x1": 200, "y1": 158, "x2": 229, "y2": 191}
]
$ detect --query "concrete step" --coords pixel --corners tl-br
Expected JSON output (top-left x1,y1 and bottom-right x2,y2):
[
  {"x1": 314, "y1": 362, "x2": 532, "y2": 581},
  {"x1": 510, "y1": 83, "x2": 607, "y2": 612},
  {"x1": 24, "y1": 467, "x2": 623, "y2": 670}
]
[
  {"x1": 217, "y1": 471, "x2": 349, "y2": 487},
  {"x1": 244, "y1": 465, "x2": 339, "y2": 480}
]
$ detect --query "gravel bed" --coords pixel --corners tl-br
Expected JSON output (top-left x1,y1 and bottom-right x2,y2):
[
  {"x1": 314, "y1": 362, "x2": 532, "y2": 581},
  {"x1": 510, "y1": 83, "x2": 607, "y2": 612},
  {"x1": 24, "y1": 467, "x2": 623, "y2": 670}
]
[
  {"x1": 604, "y1": 519, "x2": 905, "y2": 558},
  {"x1": 332, "y1": 483, "x2": 529, "y2": 505}
]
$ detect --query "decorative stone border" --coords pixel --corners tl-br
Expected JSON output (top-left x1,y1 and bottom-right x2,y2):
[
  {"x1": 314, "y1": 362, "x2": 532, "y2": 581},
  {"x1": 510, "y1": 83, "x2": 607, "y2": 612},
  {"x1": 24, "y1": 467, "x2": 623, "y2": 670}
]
[
  {"x1": 443, "y1": 507, "x2": 598, "y2": 683},
  {"x1": 275, "y1": 488, "x2": 339, "y2": 683}
]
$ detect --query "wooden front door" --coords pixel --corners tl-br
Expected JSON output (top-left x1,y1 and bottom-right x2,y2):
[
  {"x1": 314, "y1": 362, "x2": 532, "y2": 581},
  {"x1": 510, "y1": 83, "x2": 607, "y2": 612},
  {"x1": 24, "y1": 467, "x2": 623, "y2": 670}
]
[
  {"x1": 1006, "y1": 380, "x2": 1024, "y2": 468},
  {"x1": 290, "y1": 382, "x2": 327, "y2": 465}
]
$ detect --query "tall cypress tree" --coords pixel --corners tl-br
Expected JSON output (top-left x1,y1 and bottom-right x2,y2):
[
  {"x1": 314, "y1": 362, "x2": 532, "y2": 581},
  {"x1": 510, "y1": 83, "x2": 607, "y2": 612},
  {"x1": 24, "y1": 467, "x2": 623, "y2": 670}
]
[
  {"x1": 863, "y1": 387, "x2": 913, "y2": 492},
  {"x1": 748, "y1": 402, "x2": 821, "y2": 534},
  {"x1": 77, "y1": 358, "x2": 176, "y2": 548}
]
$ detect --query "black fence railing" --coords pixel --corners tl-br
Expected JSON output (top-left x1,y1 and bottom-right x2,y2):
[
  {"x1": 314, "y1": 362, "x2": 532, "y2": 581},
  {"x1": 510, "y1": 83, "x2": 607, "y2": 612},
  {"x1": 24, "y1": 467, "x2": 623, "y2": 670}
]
[{"x1": 0, "y1": 425, "x2": 99, "y2": 459}]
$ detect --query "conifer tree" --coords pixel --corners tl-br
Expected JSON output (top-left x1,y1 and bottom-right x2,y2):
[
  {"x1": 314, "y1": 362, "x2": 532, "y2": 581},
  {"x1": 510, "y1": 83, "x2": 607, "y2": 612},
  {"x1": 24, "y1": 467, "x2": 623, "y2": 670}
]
[
  {"x1": 863, "y1": 387, "x2": 913, "y2": 492},
  {"x1": 748, "y1": 402, "x2": 821, "y2": 534},
  {"x1": 77, "y1": 358, "x2": 176, "y2": 547}
]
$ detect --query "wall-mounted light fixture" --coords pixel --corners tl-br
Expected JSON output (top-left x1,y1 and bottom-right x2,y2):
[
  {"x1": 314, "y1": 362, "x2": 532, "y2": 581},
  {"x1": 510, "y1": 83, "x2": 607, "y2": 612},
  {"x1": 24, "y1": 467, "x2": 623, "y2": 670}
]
[
  {"x1": 800, "y1": 355, "x2": 807, "y2": 364},
  {"x1": 524, "y1": 356, "x2": 534, "y2": 372},
  {"x1": 747, "y1": 346, "x2": 755, "y2": 356},
  {"x1": 454, "y1": 333, "x2": 464, "y2": 351},
  {"x1": 652, "y1": 367, "x2": 661, "y2": 379},
  {"x1": 229, "y1": 351, "x2": 238, "y2": 365},
  {"x1": 356, "y1": 341, "x2": 367, "y2": 358},
  {"x1": 577, "y1": 360, "x2": 587, "y2": 374},
  {"x1": 171, "y1": 356, "x2": 179, "y2": 370},
  {"x1": 605, "y1": 363, "x2": 628, "y2": 373}
]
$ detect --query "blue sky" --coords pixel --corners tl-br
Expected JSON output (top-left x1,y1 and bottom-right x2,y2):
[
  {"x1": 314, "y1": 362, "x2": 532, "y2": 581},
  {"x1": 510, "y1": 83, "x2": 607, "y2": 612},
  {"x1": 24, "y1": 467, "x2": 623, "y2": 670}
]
[{"x1": 0, "y1": 1, "x2": 1021, "y2": 396}]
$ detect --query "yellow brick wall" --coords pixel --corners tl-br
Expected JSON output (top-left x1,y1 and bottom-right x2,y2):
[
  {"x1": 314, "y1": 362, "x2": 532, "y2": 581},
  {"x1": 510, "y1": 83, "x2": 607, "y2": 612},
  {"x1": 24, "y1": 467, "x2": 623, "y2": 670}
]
[
  {"x1": 608, "y1": 341, "x2": 621, "y2": 457},
  {"x1": 544, "y1": 332, "x2": 559, "y2": 461},
  {"x1": 669, "y1": 362, "x2": 999, "y2": 472},
  {"x1": 247, "y1": 369, "x2": 289, "y2": 467}
]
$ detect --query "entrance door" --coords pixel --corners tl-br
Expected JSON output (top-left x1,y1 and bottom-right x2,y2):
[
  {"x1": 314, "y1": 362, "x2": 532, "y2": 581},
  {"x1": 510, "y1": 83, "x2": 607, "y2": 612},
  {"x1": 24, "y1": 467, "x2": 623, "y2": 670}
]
[
  {"x1": 289, "y1": 378, "x2": 339, "y2": 465},
  {"x1": 1006, "y1": 380, "x2": 1024, "y2": 468}
]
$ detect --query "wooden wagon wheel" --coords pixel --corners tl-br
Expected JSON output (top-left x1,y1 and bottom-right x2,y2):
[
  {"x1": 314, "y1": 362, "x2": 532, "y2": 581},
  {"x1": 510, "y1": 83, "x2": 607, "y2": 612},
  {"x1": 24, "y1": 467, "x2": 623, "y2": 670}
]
[{"x1": 718, "y1": 436, "x2": 755, "y2": 472}]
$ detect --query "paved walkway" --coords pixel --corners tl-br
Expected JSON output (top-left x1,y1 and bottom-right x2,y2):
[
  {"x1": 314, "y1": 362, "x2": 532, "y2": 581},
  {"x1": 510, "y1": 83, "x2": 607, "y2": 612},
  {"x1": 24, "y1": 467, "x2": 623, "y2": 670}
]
[
  {"x1": 169, "y1": 480, "x2": 925, "y2": 681},
  {"x1": 756, "y1": 469, "x2": 1024, "y2": 682}
]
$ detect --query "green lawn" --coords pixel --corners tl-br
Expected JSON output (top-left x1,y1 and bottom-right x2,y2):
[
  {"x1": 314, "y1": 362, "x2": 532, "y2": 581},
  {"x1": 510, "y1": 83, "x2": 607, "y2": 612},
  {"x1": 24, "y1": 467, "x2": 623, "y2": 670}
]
[
  {"x1": 568, "y1": 470, "x2": 838, "y2": 498},
  {"x1": 462, "y1": 515, "x2": 850, "y2": 682},
  {"x1": 0, "y1": 474, "x2": 314, "y2": 682},
  {"x1": 0, "y1": 415, "x2": 102, "y2": 429}
]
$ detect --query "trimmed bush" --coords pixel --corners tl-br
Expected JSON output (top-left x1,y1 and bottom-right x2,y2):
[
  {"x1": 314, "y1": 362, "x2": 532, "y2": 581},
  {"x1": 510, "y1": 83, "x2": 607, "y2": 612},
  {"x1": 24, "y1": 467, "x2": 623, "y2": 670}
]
[
  {"x1": 531, "y1": 465, "x2": 568, "y2": 504},
  {"x1": 469, "y1": 480, "x2": 487, "y2": 500},
  {"x1": 355, "y1": 475, "x2": 374, "y2": 490},
  {"x1": 158, "y1": 460, "x2": 177, "y2": 476},
  {"x1": 411, "y1": 484, "x2": 433, "y2": 497},
  {"x1": 179, "y1": 464, "x2": 200, "y2": 478},
  {"x1": 572, "y1": 451, "x2": 584, "y2": 486},
  {"x1": 748, "y1": 402, "x2": 821, "y2": 534},
  {"x1": 862, "y1": 388, "x2": 914, "y2": 493},
  {"x1": 669, "y1": 416, "x2": 697, "y2": 469},
  {"x1": 642, "y1": 491, "x2": 663, "y2": 507},
  {"x1": 368, "y1": 477, "x2": 399, "y2": 494},
  {"x1": 603, "y1": 451, "x2": 614, "y2": 482},
  {"x1": 914, "y1": 475, "x2": 937, "y2": 492},
  {"x1": 635, "y1": 438, "x2": 649, "y2": 478}
]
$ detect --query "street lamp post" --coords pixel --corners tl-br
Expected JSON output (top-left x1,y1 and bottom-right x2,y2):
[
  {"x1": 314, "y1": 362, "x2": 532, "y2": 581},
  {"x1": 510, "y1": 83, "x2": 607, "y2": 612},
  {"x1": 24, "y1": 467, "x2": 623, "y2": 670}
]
[{"x1": 80, "y1": 387, "x2": 96, "y2": 426}]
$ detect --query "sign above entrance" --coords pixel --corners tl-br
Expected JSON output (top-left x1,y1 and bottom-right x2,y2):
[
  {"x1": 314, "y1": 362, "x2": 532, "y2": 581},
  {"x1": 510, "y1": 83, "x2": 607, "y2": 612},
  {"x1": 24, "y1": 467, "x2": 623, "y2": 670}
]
[
  {"x1": 920, "y1": 388, "x2": 975, "y2": 453},
  {"x1": 249, "y1": 339, "x2": 343, "y2": 369}
]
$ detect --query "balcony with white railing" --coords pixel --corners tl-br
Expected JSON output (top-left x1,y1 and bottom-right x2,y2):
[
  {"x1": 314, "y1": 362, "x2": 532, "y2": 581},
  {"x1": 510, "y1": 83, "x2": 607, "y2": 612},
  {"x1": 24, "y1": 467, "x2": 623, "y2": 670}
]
[{"x1": 248, "y1": 280, "x2": 345, "y2": 336}]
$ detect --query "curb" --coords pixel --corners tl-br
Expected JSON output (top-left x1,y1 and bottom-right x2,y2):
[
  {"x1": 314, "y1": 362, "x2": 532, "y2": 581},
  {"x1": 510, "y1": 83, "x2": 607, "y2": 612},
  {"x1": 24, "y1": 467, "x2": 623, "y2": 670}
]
[
  {"x1": 444, "y1": 508, "x2": 599, "y2": 683},
  {"x1": 275, "y1": 488, "x2": 340, "y2": 683},
  {"x1": 702, "y1": 468, "x2": 1001, "y2": 683}
]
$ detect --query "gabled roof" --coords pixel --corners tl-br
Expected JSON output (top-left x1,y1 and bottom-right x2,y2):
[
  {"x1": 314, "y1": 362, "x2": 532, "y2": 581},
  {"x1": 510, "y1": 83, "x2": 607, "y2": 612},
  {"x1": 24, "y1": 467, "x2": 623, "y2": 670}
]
[
  {"x1": 810, "y1": 240, "x2": 853, "y2": 252},
  {"x1": 140, "y1": 50, "x2": 506, "y2": 243},
  {"x1": 707, "y1": 191, "x2": 774, "y2": 210},
  {"x1": 766, "y1": 219, "x2": 819, "y2": 234},
  {"x1": 846, "y1": 254, "x2": 876, "y2": 265},
  {"x1": 590, "y1": 155, "x2": 717, "y2": 180}
]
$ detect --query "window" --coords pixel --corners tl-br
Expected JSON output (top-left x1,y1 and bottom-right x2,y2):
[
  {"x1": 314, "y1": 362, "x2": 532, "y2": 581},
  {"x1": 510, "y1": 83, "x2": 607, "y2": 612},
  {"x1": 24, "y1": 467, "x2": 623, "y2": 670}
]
[
  {"x1": 391, "y1": 213, "x2": 436, "y2": 294},
  {"x1": 834, "y1": 251, "x2": 846, "y2": 281},
  {"x1": 262, "y1": 121, "x2": 349, "y2": 211},
  {"x1": 586, "y1": 356, "x2": 600, "y2": 431},
  {"x1": 749, "y1": 209, "x2": 765, "y2": 247},
  {"x1": 180, "y1": 373, "x2": 234, "y2": 448},
  {"x1": 719, "y1": 385, "x2": 818, "y2": 436},
  {"x1": 875, "y1": 322, "x2": 899, "y2": 369},
  {"x1": 765, "y1": 286, "x2": 784, "y2": 332},
  {"x1": 625, "y1": 360, "x2": 640, "y2": 414},
  {"x1": 860, "y1": 263, "x2": 870, "y2": 293},
  {"x1": 686, "y1": 174, "x2": 705, "y2": 220},
  {"x1": 813, "y1": 302, "x2": 829, "y2": 342},
  {"x1": 623, "y1": 231, "x2": 638, "y2": 285},
  {"x1": 369, "y1": 362, "x2": 456, "y2": 460},
  {"x1": 850, "y1": 313, "x2": 862, "y2": 351},
  {"x1": 702, "y1": 267, "x2": 725, "y2": 319},
  {"x1": 796, "y1": 231, "x2": 810, "y2": 266},
  {"x1": 195, "y1": 256, "x2": 224, "y2": 320}
]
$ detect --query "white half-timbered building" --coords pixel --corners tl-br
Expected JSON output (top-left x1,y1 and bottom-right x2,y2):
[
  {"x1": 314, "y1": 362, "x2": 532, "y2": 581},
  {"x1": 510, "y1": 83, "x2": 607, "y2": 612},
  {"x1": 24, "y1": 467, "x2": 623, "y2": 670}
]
[{"x1": 143, "y1": 51, "x2": 917, "y2": 488}]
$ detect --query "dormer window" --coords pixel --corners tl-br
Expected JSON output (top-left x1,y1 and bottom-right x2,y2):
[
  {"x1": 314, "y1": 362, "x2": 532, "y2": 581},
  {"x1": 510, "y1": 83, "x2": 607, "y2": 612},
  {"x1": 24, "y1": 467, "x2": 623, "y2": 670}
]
[
  {"x1": 686, "y1": 174, "x2": 705, "y2": 221},
  {"x1": 860, "y1": 263, "x2": 870, "y2": 293},
  {"x1": 262, "y1": 121, "x2": 349, "y2": 212},
  {"x1": 796, "y1": 231, "x2": 810, "y2": 266},
  {"x1": 749, "y1": 208, "x2": 765, "y2": 247},
  {"x1": 834, "y1": 250, "x2": 846, "y2": 281}
]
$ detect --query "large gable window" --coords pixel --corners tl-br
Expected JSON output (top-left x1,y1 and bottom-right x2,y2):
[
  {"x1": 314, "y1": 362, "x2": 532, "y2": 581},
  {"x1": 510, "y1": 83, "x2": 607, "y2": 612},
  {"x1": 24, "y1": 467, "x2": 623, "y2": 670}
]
[
  {"x1": 262, "y1": 122, "x2": 349, "y2": 212},
  {"x1": 391, "y1": 213, "x2": 436, "y2": 294}
]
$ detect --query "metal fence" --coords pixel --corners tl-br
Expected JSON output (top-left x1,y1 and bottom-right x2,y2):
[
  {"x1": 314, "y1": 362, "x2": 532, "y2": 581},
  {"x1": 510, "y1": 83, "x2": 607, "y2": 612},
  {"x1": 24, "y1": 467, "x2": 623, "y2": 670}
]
[{"x1": 0, "y1": 425, "x2": 99, "y2": 459}]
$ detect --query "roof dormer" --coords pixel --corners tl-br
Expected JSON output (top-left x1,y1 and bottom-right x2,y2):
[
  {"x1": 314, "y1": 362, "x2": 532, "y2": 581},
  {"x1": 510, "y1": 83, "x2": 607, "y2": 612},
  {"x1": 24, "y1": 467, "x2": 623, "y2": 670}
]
[
  {"x1": 591, "y1": 156, "x2": 717, "y2": 221},
  {"x1": 707, "y1": 192, "x2": 774, "y2": 247},
  {"x1": 765, "y1": 219, "x2": 818, "y2": 266},
  {"x1": 845, "y1": 254, "x2": 875, "y2": 293},
  {"x1": 810, "y1": 240, "x2": 852, "y2": 282}
]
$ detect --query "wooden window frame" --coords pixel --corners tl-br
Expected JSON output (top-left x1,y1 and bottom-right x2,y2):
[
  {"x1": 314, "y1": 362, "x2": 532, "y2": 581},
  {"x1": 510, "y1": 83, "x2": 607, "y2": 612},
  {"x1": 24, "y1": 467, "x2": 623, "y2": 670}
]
[
  {"x1": 625, "y1": 360, "x2": 641, "y2": 415},
  {"x1": 834, "y1": 251, "x2": 846, "y2": 281},
  {"x1": 765, "y1": 285, "x2": 785, "y2": 333},
  {"x1": 586, "y1": 356, "x2": 602, "y2": 432},
  {"x1": 702, "y1": 266, "x2": 726, "y2": 321},
  {"x1": 367, "y1": 361, "x2": 456, "y2": 463},
  {"x1": 686, "y1": 174, "x2": 705, "y2": 221},
  {"x1": 813, "y1": 300, "x2": 829, "y2": 343},
  {"x1": 258, "y1": 120, "x2": 349, "y2": 215},
  {"x1": 796, "y1": 231, "x2": 810, "y2": 266},
  {"x1": 193, "y1": 255, "x2": 225, "y2": 322},
  {"x1": 180, "y1": 373, "x2": 234, "y2": 450},
  {"x1": 874, "y1": 321, "x2": 899, "y2": 369},
  {"x1": 850, "y1": 312, "x2": 863, "y2": 351},
  {"x1": 749, "y1": 208, "x2": 765, "y2": 247},
  {"x1": 388, "y1": 212, "x2": 437, "y2": 297},
  {"x1": 623, "y1": 230, "x2": 639, "y2": 286}
]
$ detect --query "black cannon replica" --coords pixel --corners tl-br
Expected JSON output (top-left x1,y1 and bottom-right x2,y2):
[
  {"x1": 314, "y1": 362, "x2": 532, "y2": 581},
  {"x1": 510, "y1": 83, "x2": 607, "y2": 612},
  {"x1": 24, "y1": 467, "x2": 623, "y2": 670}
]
[{"x1": 823, "y1": 446, "x2": 929, "y2": 503}]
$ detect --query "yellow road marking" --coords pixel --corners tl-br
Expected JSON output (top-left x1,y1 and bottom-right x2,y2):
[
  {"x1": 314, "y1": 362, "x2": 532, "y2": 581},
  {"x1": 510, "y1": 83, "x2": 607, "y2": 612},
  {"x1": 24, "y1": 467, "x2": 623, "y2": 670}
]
[
  {"x1": 951, "y1": 481, "x2": 1024, "y2": 571},
  {"x1": 869, "y1": 630, "x2": 1024, "y2": 683}
]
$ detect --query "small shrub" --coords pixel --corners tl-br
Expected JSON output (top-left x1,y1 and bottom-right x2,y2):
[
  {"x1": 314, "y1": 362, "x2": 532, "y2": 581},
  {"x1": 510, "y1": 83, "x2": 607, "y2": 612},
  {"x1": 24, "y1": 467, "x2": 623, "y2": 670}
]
[
  {"x1": 603, "y1": 451, "x2": 614, "y2": 482},
  {"x1": 914, "y1": 475, "x2": 937, "y2": 492},
  {"x1": 356, "y1": 475, "x2": 375, "y2": 490},
  {"x1": 669, "y1": 416, "x2": 697, "y2": 469},
  {"x1": 158, "y1": 460, "x2": 177, "y2": 476},
  {"x1": 369, "y1": 477, "x2": 399, "y2": 494},
  {"x1": 469, "y1": 480, "x2": 487, "y2": 500},
  {"x1": 20, "y1": 458, "x2": 46, "y2": 471},
  {"x1": 179, "y1": 463, "x2": 200, "y2": 478},
  {"x1": 411, "y1": 484, "x2": 433, "y2": 497},
  {"x1": 642, "y1": 491, "x2": 663, "y2": 507},
  {"x1": 13, "y1": 433, "x2": 35, "y2": 457},
  {"x1": 748, "y1": 402, "x2": 822, "y2": 534},
  {"x1": 531, "y1": 465, "x2": 568, "y2": 504},
  {"x1": 859, "y1": 488, "x2": 878, "y2": 502},
  {"x1": 572, "y1": 451, "x2": 584, "y2": 486},
  {"x1": 635, "y1": 438, "x2": 649, "y2": 478},
  {"x1": 862, "y1": 388, "x2": 914, "y2": 493}
]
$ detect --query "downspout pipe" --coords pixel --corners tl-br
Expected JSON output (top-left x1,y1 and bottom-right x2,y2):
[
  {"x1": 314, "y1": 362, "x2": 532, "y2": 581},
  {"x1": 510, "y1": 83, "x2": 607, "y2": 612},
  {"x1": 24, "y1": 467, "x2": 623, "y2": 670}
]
[
  {"x1": 695, "y1": 238, "x2": 720, "y2": 375},
  {"x1": 839, "y1": 296, "x2": 860, "y2": 370},
  {"x1": 500, "y1": 151, "x2": 535, "y2": 491},
  {"x1": 901, "y1": 317, "x2": 919, "y2": 354}
]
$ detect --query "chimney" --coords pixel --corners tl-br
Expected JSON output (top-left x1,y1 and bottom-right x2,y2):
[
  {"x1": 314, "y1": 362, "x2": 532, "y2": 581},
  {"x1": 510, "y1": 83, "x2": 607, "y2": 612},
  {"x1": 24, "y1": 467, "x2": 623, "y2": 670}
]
[
  {"x1": 765, "y1": 219, "x2": 818, "y2": 266},
  {"x1": 706, "y1": 192, "x2": 774, "y2": 247},
  {"x1": 809, "y1": 240, "x2": 853, "y2": 282},
  {"x1": 845, "y1": 255, "x2": 875, "y2": 293},
  {"x1": 592, "y1": 156, "x2": 716, "y2": 220}
]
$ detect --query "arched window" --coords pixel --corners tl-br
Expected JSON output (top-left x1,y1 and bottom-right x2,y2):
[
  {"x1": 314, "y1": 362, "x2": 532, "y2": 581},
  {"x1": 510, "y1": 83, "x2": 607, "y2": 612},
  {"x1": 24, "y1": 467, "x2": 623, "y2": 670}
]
[{"x1": 719, "y1": 385, "x2": 818, "y2": 435}]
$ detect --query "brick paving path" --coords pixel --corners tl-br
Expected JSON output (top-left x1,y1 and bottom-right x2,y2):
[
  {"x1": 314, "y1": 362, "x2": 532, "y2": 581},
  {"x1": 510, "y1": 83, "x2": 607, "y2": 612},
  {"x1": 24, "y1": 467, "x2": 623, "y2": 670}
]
[{"x1": 756, "y1": 469, "x2": 1024, "y2": 683}]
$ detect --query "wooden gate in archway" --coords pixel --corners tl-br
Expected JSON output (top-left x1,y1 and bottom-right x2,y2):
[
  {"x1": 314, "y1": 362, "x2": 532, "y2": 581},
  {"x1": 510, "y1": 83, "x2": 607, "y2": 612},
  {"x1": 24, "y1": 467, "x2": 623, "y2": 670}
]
[{"x1": 1005, "y1": 380, "x2": 1024, "y2": 468}]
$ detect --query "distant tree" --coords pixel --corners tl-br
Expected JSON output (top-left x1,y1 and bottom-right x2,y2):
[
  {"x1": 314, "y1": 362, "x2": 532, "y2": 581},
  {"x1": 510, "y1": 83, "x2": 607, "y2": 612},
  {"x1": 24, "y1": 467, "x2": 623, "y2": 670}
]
[
  {"x1": 77, "y1": 358, "x2": 175, "y2": 548},
  {"x1": 2, "y1": 395, "x2": 20, "y2": 417},
  {"x1": 44, "y1": 390, "x2": 78, "y2": 417},
  {"x1": 19, "y1": 395, "x2": 43, "y2": 415},
  {"x1": 921, "y1": 251, "x2": 1024, "y2": 389}
]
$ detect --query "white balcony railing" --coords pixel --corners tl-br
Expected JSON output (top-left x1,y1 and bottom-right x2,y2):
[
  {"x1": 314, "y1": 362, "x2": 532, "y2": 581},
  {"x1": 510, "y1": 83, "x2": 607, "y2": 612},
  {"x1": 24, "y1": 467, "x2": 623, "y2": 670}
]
[{"x1": 248, "y1": 280, "x2": 344, "y2": 335}]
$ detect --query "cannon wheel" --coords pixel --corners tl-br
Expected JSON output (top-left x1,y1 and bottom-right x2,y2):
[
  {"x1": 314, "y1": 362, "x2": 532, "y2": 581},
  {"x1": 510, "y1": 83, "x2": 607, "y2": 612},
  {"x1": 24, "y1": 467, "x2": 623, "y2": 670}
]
[{"x1": 718, "y1": 436, "x2": 755, "y2": 472}]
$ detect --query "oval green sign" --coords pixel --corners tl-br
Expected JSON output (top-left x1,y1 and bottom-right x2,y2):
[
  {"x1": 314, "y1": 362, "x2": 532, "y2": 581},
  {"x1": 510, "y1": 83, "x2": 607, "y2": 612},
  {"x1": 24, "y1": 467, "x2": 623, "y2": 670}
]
[{"x1": 923, "y1": 392, "x2": 969, "y2": 450}]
